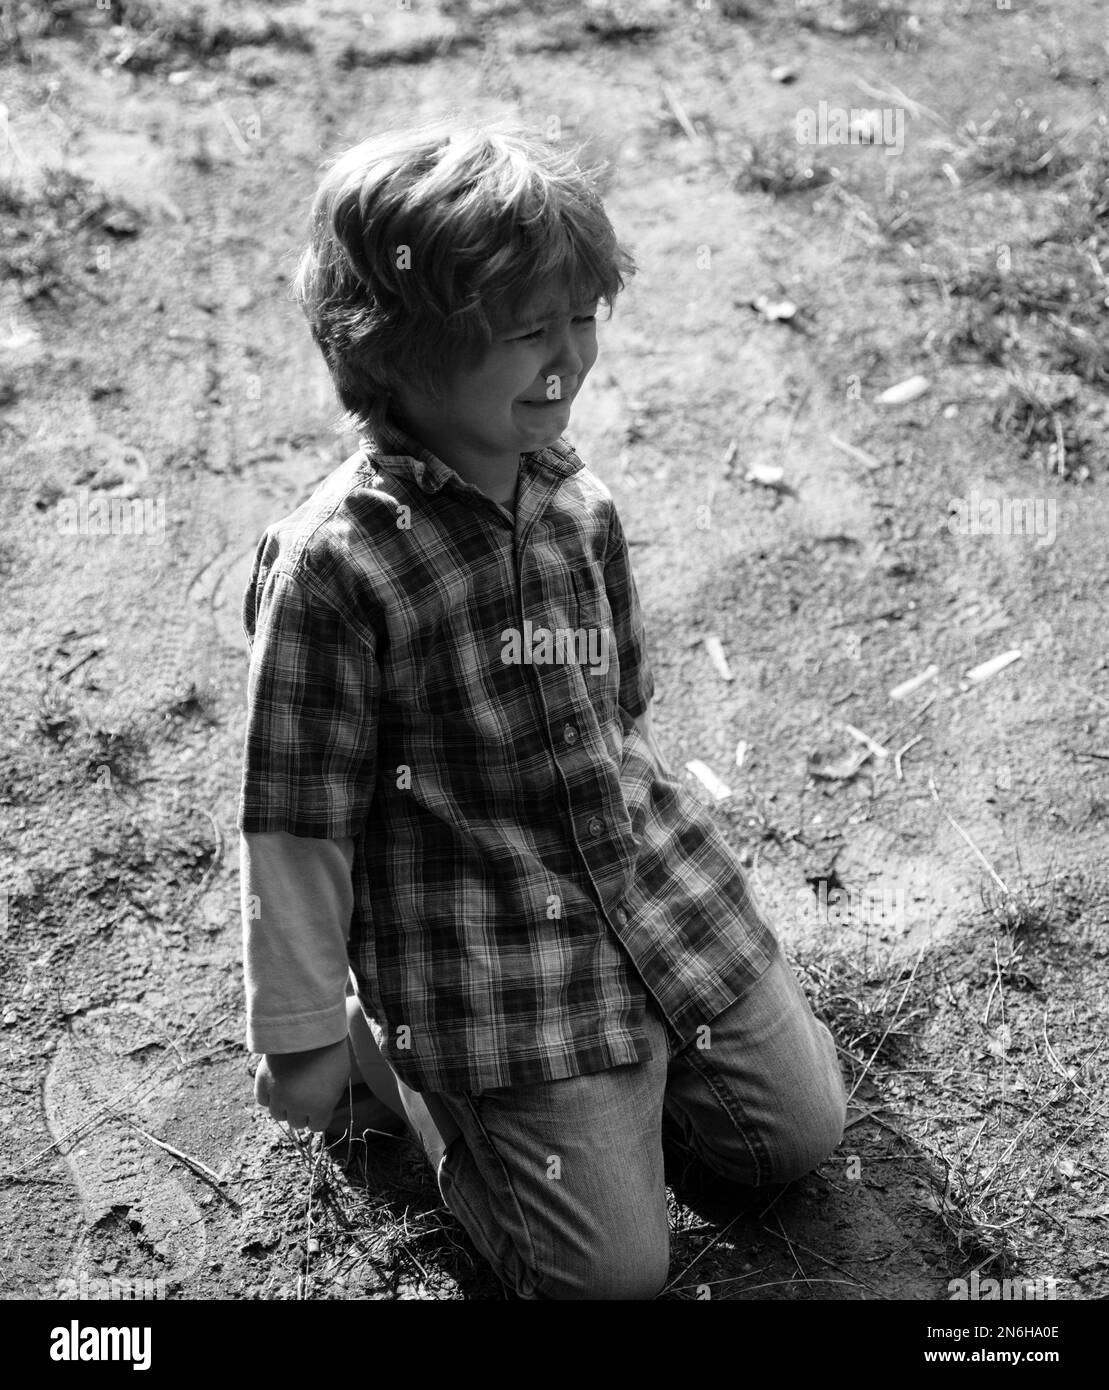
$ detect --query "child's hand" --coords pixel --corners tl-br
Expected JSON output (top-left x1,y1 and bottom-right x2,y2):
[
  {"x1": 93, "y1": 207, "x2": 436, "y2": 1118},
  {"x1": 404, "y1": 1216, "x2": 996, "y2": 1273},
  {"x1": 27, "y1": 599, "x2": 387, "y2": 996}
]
[{"x1": 254, "y1": 1038, "x2": 350, "y2": 1131}]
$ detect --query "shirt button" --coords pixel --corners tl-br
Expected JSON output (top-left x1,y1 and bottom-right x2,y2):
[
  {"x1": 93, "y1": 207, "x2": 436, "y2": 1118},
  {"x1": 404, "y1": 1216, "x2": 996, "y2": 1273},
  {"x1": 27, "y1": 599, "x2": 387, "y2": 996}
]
[
  {"x1": 615, "y1": 907, "x2": 629, "y2": 927},
  {"x1": 563, "y1": 723, "x2": 578, "y2": 745},
  {"x1": 587, "y1": 815, "x2": 606, "y2": 837}
]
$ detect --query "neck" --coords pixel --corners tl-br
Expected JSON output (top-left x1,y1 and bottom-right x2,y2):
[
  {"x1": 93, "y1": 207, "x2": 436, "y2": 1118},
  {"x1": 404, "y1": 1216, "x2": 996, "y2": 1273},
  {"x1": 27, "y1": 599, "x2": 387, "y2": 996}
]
[{"x1": 401, "y1": 420, "x2": 520, "y2": 506}]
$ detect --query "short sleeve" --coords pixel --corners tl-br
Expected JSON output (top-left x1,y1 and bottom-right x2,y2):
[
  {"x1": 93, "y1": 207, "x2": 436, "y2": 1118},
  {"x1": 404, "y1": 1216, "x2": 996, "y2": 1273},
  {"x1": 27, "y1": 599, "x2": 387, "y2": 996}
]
[
  {"x1": 603, "y1": 504, "x2": 655, "y2": 719},
  {"x1": 238, "y1": 567, "x2": 379, "y2": 837}
]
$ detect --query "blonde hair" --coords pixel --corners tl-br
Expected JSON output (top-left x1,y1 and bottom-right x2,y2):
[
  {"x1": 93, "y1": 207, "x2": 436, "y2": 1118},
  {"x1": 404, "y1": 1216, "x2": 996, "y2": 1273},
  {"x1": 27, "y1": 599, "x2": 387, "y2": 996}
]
[{"x1": 292, "y1": 121, "x2": 636, "y2": 437}]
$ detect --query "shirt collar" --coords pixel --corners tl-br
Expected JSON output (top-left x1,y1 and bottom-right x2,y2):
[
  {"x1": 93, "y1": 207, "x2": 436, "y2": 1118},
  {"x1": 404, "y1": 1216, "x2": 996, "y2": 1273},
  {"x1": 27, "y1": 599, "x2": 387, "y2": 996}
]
[{"x1": 358, "y1": 417, "x2": 584, "y2": 496}]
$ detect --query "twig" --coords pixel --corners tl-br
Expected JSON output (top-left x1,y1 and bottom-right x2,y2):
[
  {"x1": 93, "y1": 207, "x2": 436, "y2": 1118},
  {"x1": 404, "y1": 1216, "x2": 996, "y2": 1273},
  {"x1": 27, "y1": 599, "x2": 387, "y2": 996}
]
[
  {"x1": 781, "y1": 388, "x2": 811, "y2": 458},
  {"x1": 894, "y1": 734, "x2": 923, "y2": 780},
  {"x1": 758, "y1": 1224, "x2": 889, "y2": 1301},
  {"x1": 56, "y1": 648, "x2": 102, "y2": 683},
  {"x1": 122, "y1": 1117, "x2": 240, "y2": 1211},
  {"x1": 828, "y1": 433, "x2": 882, "y2": 471},
  {"x1": 982, "y1": 938, "x2": 1006, "y2": 1029},
  {"x1": 850, "y1": 76, "x2": 945, "y2": 127},
  {"x1": 843, "y1": 723, "x2": 890, "y2": 759},
  {"x1": 659, "y1": 1213, "x2": 742, "y2": 1294},
  {"x1": 1041, "y1": 1015, "x2": 1090, "y2": 1101},
  {"x1": 774, "y1": 1210, "x2": 809, "y2": 1291},
  {"x1": 928, "y1": 773, "x2": 1009, "y2": 895},
  {"x1": 660, "y1": 82, "x2": 703, "y2": 143},
  {"x1": 677, "y1": 1274, "x2": 868, "y2": 1298}
]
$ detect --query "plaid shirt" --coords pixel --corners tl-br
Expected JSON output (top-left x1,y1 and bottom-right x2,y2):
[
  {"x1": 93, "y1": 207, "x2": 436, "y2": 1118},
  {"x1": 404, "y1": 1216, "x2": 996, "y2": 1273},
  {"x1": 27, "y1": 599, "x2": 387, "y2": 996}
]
[{"x1": 238, "y1": 421, "x2": 779, "y2": 1094}]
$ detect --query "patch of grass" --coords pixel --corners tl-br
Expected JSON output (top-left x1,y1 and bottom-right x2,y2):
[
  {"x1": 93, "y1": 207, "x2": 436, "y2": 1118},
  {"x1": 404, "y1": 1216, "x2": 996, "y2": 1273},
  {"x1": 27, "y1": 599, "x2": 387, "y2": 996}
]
[
  {"x1": 0, "y1": 1, "x2": 86, "y2": 60},
  {"x1": 992, "y1": 371, "x2": 1093, "y2": 482},
  {"x1": 734, "y1": 136, "x2": 836, "y2": 196},
  {"x1": 79, "y1": 722, "x2": 148, "y2": 790},
  {"x1": 832, "y1": 177, "x2": 930, "y2": 247},
  {"x1": 796, "y1": 0, "x2": 920, "y2": 50},
  {"x1": 104, "y1": 0, "x2": 313, "y2": 72},
  {"x1": 0, "y1": 167, "x2": 123, "y2": 302},
  {"x1": 34, "y1": 684, "x2": 77, "y2": 745},
  {"x1": 947, "y1": 244, "x2": 1103, "y2": 322},
  {"x1": 958, "y1": 100, "x2": 1078, "y2": 182},
  {"x1": 794, "y1": 947, "x2": 928, "y2": 1070},
  {"x1": 582, "y1": 5, "x2": 660, "y2": 43},
  {"x1": 1057, "y1": 151, "x2": 1109, "y2": 242},
  {"x1": 1048, "y1": 319, "x2": 1109, "y2": 386},
  {"x1": 979, "y1": 878, "x2": 1058, "y2": 939},
  {"x1": 940, "y1": 300, "x2": 1012, "y2": 367},
  {"x1": 282, "y1": 1127, "x2": 497, "y2": 1300},
  {"x1": 160, "y1": 680, "x2": 219, "y2": 729},
  {"x1": 337, "y1": 30, "x2": 479, "y2": 70},
  {"x1": 920, "y1": 1136, "x2": 1024, "y2": 1273}
]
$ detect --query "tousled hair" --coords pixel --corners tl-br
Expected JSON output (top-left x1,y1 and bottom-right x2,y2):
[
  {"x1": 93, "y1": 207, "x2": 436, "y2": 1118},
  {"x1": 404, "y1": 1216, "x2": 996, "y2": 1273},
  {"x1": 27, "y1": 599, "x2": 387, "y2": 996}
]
[{"x1": 291, "y1": 120, "x2": 636, "y2": 438}]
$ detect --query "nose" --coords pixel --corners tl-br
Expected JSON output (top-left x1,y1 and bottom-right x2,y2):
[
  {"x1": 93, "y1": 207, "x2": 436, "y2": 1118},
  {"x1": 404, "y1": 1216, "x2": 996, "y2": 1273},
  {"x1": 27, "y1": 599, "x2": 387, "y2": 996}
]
[{"x1": 543, "y1": 323, "x2": 587, "y2": 391}]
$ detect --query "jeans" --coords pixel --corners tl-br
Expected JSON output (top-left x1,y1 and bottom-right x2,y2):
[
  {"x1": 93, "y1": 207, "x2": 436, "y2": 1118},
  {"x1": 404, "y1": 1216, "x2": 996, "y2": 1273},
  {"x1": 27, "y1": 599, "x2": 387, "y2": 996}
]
[{"x1": 370, "y1": 948, "x2": 846, "y2": 1300}]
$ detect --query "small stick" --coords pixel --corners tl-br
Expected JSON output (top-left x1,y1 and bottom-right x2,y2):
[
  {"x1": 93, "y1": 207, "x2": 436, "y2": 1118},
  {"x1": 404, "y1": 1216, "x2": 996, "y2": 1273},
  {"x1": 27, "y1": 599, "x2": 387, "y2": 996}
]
[
  {"x1": 124, "y1": 1117, "x2": 240, "y2": 1211},
  {"x1": 774, "y1": 1209, "x2": 809, "y2": 1287},
  {"x1": 894, "y1": 733, "x2": 923, "y2": 780},
  {"x1": 928, "y1": 773, "x2": 1009, "y2": 895},
  {"x1": 781, "y1": 388, "x2": 811, "y2": 457},
  {"x1": 850, "y1": 76, "x2": 944, "y2": 126},
  {"x1": 659, "y1": 1213, "x2": 742, "y2": 1294},
  {"x1": 758, "y1": 1223, "x2": 889, "y2": 1301},
  {"x1": 843, "y1": 723, "x2": 890, "y2": 759},
  {"x1": 660, "y1": 82, "x2": 703, "y2": 144},
  {"x1": 57, "y1": 648, "x2": 102, "y2": 683},
  {"x1": 828, "y1": 433, "x2": 882, "y2": 470}
]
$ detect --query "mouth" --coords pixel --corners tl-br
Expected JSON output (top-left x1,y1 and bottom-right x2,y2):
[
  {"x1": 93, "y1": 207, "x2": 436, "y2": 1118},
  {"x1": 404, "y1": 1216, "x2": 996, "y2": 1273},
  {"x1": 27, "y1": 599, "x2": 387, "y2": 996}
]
[{"x1": 519, "y1": 394, "x2": 574, "y2": 408}]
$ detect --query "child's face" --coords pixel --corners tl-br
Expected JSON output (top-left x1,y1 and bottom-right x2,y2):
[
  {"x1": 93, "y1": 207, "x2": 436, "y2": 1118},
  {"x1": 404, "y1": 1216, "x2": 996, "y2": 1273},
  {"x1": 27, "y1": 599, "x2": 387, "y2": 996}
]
[{"x1": 398, "y1": 290, "x2": 600, "y2": 470}]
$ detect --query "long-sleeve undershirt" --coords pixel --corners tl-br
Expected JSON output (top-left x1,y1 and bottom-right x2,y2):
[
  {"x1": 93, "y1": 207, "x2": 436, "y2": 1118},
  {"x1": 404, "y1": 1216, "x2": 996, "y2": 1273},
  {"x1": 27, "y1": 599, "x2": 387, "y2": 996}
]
[{"x1": 240, "y1": 830, "x2": 354, "y2": 1055}]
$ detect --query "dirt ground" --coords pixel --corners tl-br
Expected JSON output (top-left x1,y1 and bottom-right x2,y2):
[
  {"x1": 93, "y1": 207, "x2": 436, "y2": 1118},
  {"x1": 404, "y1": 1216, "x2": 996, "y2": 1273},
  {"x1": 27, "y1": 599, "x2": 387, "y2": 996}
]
[{"x1": 2, "y1": 0, "x2": 1108, "y2": 1303}]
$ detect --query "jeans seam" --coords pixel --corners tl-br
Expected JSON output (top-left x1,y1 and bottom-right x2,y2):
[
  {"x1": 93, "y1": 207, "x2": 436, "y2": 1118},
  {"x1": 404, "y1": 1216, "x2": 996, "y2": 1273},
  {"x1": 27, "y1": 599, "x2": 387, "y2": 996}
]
[
  {"x1": 450, "y1": 1092, "x2": 548, "y2": 1298},
  {"x1": 682, "y1": 1043, "x2": 771, "y2": 1186}
]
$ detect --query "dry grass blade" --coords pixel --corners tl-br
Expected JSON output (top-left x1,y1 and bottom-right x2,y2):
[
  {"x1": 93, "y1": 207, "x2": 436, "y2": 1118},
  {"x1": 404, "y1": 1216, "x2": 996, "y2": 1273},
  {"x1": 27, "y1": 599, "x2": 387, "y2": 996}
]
[
  {"x1": 845, "y1": 944, "x2": 927, "y2": 1105},
  {"x1": 928, "y1": 773, "x2": 1009, "y2": 895}
]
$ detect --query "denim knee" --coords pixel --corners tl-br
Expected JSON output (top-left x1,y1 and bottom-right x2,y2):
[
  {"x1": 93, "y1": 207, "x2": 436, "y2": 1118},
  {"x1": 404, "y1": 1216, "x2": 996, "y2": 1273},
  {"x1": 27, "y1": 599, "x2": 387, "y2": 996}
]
[
  {"x1": 531, "y1": 1234, "x2": 670, "y2": 1301},
  {"x1": 760, "y1": 1080, "x2": 847, "y2": 1184}
]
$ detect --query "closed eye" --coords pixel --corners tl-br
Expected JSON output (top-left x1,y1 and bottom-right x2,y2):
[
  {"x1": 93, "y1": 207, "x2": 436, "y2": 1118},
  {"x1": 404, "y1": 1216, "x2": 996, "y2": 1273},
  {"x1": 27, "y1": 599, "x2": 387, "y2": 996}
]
[{"x1": 509, "y1": 313, "x2": 597, "y2": 343}]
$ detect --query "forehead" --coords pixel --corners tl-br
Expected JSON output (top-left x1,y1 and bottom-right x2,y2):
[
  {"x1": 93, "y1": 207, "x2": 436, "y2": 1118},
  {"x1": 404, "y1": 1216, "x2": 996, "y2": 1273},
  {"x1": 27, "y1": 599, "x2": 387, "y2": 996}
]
[{"x1": 493, "y1": 283, "x2": 598, "y2": 330}]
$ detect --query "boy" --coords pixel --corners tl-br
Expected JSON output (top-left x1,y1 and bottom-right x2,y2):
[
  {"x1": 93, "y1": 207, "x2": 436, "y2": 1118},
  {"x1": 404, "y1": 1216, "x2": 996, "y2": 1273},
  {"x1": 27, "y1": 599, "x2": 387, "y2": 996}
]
[{"x1": 239, "y1": 123, "x2": 846, "y2": 1301}]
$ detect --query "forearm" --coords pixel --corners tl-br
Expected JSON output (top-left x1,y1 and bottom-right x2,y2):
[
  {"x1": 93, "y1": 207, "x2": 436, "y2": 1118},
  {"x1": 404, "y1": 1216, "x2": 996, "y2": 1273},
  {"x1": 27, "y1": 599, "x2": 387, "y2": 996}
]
[{"x1": 240, "y1": 830, "x2": 355, "y2": 1054}]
